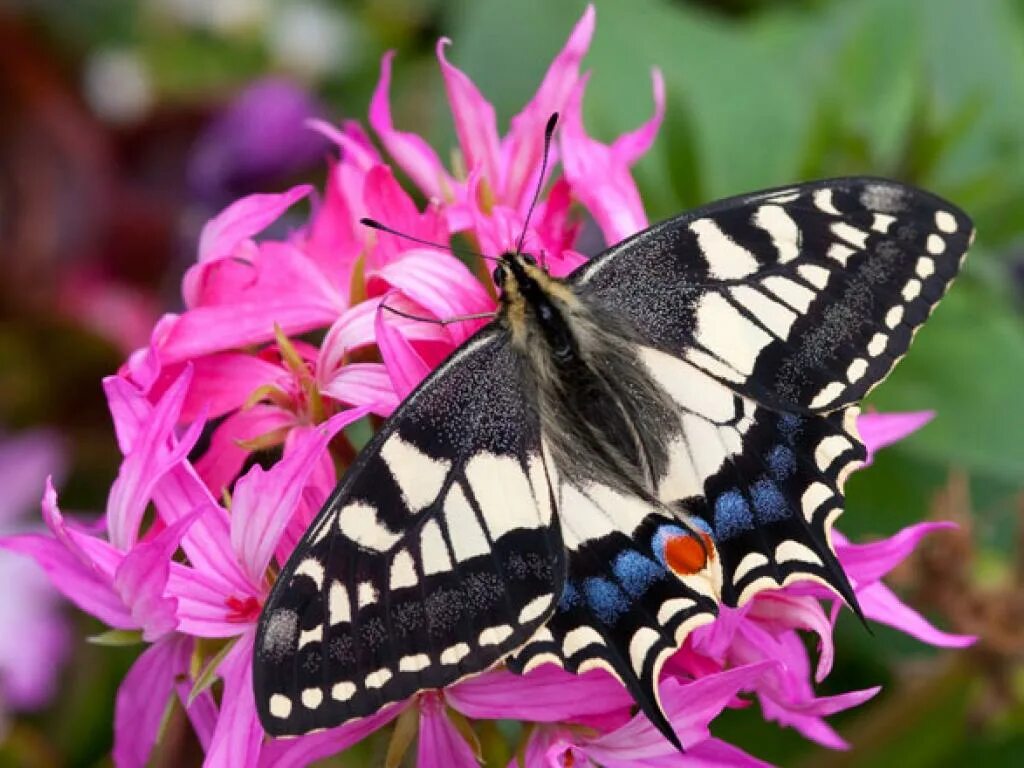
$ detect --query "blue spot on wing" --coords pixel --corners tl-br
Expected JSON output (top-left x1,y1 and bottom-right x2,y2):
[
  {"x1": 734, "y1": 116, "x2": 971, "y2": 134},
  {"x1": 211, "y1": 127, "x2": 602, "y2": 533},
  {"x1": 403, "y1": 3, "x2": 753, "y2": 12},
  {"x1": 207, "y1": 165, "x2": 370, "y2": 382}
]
[
  {"x1": 778, "y1": 413, "x2": 802, "y2": 443},
  {"x1": 558, "y1": 581, "x2": 581, "y2": 612},
  {"x1": 714, "y1": 490, "x2": 754, "y2": 539},
  {"x1": 583, "y1": 577, "x2": 630, "y2": 624},
  {"x1": 751, "y1": 477, "x2": 789, "y2": 522},
  {"x1": 612, "y1": 550, "x2": 666, "y2": 597},
  {"x1": 651, "y1": 524, "x2": 687, "y2": 568},
  {"x1": 767, "y1": 444, "x2": 797, "y2": 480}
]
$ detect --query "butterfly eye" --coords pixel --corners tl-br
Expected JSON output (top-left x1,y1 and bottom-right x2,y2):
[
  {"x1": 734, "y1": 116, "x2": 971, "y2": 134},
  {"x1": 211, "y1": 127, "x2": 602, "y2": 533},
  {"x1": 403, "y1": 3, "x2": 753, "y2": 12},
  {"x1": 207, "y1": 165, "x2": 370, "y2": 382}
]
[
  {"x1": 522, "y1": 254, "x2": 538, "y2": 266},
  {"x1": 492, "y1": 264, "x2": 507, "y2": 287}
]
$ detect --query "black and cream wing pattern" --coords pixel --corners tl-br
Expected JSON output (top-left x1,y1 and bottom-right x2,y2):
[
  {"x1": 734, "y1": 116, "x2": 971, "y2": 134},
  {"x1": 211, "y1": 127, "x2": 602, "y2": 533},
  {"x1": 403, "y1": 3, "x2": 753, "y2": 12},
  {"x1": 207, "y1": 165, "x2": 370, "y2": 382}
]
[
  {"x1": 255, "y1": 331, "x2": 567, "y2": 734},
  {"x1": 255, "y1": 177, "x2": 971, "y2": 746}
]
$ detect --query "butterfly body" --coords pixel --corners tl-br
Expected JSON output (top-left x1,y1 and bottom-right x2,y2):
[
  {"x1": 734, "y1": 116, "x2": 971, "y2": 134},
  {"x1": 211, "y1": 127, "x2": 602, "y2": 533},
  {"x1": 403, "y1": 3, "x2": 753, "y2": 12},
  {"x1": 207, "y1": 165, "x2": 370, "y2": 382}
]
[{"x1": 254, "y1": 178, "x2": 972, "y2": 748}]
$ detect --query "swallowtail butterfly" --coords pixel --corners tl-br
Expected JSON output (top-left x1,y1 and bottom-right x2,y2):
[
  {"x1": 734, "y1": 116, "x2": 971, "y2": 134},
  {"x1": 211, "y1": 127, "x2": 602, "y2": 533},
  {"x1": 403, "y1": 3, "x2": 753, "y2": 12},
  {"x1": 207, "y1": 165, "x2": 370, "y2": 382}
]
[{"x1": 254, "y1": 173, "x2": 971, "y2": 748}]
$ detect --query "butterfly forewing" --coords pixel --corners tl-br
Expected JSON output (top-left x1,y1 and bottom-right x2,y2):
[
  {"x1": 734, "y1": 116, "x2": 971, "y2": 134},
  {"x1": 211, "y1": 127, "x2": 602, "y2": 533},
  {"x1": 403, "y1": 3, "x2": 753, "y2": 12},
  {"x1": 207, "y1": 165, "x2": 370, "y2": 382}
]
[
  {"x1": 574, "y1": 177, "x2": 972, "y2": 413},
  {"x1": 255, "y1": 331, "x2": 564, "y2": 735}
]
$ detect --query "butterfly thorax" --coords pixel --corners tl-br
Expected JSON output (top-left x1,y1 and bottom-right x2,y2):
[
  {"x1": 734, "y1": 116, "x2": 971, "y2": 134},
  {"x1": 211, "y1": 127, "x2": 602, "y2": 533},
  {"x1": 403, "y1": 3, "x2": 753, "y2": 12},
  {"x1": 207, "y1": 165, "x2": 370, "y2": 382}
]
[{"x1": 495, "y1": 253, "x2": 679, "y2": 496}]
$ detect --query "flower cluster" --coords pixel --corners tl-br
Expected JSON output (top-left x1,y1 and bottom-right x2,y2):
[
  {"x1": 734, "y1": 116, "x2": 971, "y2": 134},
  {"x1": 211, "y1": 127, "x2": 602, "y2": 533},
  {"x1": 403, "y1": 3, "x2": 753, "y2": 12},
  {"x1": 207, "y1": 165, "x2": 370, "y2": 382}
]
[{"x1": 0, "y1": 6, "x2": 972, "y2": 766}]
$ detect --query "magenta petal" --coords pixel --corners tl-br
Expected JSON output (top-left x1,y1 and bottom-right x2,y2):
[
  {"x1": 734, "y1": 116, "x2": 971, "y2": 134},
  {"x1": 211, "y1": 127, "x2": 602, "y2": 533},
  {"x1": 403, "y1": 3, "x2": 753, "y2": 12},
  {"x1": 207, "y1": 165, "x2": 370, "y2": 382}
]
[
  {"x1": 369, "y1": 51, "x2": 453, "y2": 200},
  {"x1": 502, "y1": 4, "x2": 594, "y2": 208},
  {"x1": 682, "y1": 737, "x2": 776, "y2": 768},
  {"x1": 583, "y1": 662, "x2": 773, "y2": 762},
  {"x1": 857, "y1": 581, "x2": 975, "y2": 648},
  {"x1": 448, "y1": 666, "x2": 633, "y2": 721},
  {"x1": 165, "y1": 563, "x2": 250, "y2": 638},
  {"x1": 114, "y1": 509, "x2": 203, "y2": 641},
  {"x1": 319, "y1": 362, "x2": 399, "y2": 417},
  {"x1": 257, "y1": 705, "x2": 405, "y2": 768},
  {"x1": 856, "y1": 411, "x2": 934, "y2": 464},
  {"x1": 196, "y1": 405, "x2": 295, "y2": 497},
  {"x1": 437, "y1": 38, "x2": 502, "y2": 191},
  {"x1": 184, "y1": 353, "x2": 285, "y2": 422},
  {"x1": 747, "y1": 593, "x2": 835, "y2": 683},
  {"x1": 194, "y1": 184, "x2": 312, "y2": 268},
  {"x1": 835, "y1": 521, "x2": 957, "y2": 585},
  {"x1": 418, "y1": 694, "x2": 479, "y2": 768},
  {"x1": 231, "y1": 407, "x2": 370, "y2": 583},
  {"x1": 113, "y1": 635, "x2": 191, "y2": 768},
  {"x1": 204, "y1": 631, "x2": 264, "y2": 768},
  {"x1": 375, "y1": 298, "x2": 433, "y2": 399}
]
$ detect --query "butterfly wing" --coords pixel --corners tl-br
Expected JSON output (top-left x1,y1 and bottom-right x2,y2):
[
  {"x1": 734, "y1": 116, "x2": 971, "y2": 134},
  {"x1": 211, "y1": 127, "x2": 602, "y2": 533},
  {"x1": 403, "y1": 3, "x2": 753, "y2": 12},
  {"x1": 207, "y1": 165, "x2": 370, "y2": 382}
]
[
  {"x1": 254, "y1": 330, "x2": 564, "y2": 736},
  {"x1": 573, "y1": 177, "x2": 972, "y2": 413}
]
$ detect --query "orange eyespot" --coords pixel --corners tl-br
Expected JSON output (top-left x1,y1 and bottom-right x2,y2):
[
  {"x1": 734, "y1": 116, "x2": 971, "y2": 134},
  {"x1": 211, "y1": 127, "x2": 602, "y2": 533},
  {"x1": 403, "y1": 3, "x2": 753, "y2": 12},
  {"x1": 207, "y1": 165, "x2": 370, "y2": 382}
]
[{"x1": 664, "y1": 533, "x2": 715, "y2": 576}]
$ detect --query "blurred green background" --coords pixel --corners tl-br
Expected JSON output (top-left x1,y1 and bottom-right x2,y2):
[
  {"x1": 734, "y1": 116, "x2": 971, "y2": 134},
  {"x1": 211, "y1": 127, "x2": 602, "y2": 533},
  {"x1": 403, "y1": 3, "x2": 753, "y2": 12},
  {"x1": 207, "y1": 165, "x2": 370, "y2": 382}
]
[{"x1": 2, "y1": 0, "x2": 1023, "y2": 765}]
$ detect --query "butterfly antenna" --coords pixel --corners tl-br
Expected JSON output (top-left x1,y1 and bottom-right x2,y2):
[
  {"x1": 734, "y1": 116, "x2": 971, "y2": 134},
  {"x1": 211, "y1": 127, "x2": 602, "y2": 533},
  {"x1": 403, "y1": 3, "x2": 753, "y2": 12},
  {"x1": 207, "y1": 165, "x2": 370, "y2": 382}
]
[
  {"x1": 359, "y1": 218, "x2": 499, "y2": 263},
  {"x1": 515, "y1": 112, "x2": 559, "y2": 256}
]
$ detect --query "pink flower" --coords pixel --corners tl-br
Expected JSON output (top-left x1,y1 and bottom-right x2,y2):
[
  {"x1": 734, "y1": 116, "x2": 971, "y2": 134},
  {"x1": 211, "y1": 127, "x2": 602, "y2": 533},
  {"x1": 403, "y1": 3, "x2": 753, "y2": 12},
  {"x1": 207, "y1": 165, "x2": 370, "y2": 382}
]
[{"x1": 0, "y1": 430, "x2": 69, "y2": 718}]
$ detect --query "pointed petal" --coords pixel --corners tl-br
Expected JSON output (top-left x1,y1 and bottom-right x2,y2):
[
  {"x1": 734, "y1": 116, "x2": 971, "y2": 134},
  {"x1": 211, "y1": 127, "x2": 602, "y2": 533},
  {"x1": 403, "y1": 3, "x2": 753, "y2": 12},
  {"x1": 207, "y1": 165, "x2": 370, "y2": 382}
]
[
  {"x1": 503, "y1": 5, "x2": 595, "y2": 207},
  {"x1": 375, "y1": 296, "x2": 433, "y2": 399},
  {"x1": 417, "y1": 695, "x2": 480, "y2": 768},
  {"x1": 195, "y1": 405, "x2": 295, "y2": 497},
  {"x1": 746, "y1": 593, "x2": 835, "y2": 683},
  {"x1": 113, "y1": 635, "x2": 192, "y2": 768},
  {"x1": 166, "y1": 563, "x2": 250, "y2": 638},
  {"x1": 257, "y1": 704, "x2": 405, "y2": 768},
  {"x1": 560, "y1": 70, "x2": 664, "y2": 243},
  {"x1": 231, "y1": 407, "x2": 370, "y2": 582},
  {"x1": 190, "y1": 185, "x2": 313, "y2": 303},
  {"x1": 184, "y1": 353, "x2": 286, "y2": 422},
  {"x1": 369, "y1": 51, "x2": 453, "y2": 200},
  {"x1": 857, "y1": 581, "x2": 975, "y2": 648},
  {"x1": 835, "y1": 522, "x2": 958, "y2": 585},
  {"x1": 448, "y1": 666, "x2": 633, "y2": 721},
  {"x1": 319, "y1": 362, "x2": 399, "y2": 417},
  {"x1": 204, "y1": 632, "x2": 264, "y2": 768},
  {"x1": 114, "y1": 509, "x2": 204, "y2": 641},
  {"x1": 856, "y1": 411, "x2": 934, "y2": 464},
  {"x1": 437, "y1": 38, "x2": 502, "y2": 191}
]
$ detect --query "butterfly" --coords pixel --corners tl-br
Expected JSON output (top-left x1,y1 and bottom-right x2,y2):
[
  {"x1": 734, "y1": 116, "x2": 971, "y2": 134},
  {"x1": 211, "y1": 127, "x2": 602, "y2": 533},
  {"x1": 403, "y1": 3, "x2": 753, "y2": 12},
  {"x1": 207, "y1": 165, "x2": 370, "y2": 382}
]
[{"x1": 253, "y1": 172, "x2": 972, "y2": 749}]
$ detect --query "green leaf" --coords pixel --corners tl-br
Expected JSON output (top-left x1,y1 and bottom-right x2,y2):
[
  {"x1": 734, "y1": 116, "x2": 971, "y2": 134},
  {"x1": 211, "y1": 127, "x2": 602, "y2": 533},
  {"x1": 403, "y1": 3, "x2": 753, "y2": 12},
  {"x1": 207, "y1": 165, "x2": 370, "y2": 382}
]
[
  {"x1": 86, "y1": 629, "x2": 144, "y2": 647},
  {"x1": 187, "y1": 636, "x2": 240, "y2": 707}
]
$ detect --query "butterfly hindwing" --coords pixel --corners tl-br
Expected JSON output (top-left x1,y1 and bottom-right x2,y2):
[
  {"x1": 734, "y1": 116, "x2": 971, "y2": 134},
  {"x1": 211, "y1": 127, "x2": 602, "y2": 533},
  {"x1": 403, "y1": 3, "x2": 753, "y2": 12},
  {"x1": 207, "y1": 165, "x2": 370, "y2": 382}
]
[
  {"x1": 574, "y1": 177, "x2": 972, "y2": 413},
  {"x1": 255, "y1": 332, "x2": 564, "y2": 736}
]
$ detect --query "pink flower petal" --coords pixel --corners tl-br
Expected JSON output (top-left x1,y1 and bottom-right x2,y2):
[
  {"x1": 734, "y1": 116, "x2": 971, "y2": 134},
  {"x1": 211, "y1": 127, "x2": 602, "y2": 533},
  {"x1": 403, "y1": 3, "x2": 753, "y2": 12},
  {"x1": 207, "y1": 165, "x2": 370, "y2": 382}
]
[
  {"x1": 418, "y1": 694, "x2": 479, "y2": 768},
  {"x1": 204, "y1": 631, "x2": 264, "y2": 768},
  {"x1": 582, "y1": 662, "x2": 774, "y2": 763},
  {"x1": 835, "y1": 521, "x2": 958, "y2": 586},
  {"x1": 437, "y1": 38, "x2": 502, "y2": 192},
  {"x1": 231, "y1": 407, "x2": 370, "y2": 583},
  {"x1": 369, "y1": 51, "x2": 454, "y2": 201},
  {"x1": 363, "y1": 165, "x2": 449, "y2": 269},
  {"x1": 319, "y1": 362, "x2": 399, "y2": 417},
  {"x1": 856, "y1": 411, "x2": 934, "y2": 464},
  {"x1": 166, "y1": 563, "x2": 253, "y2": 638},
  {"x1": 257, "y1": 704, "x2": 406, "y2": 768},
  {"x1": 196, "y1": 185, "x2": 312, "y2": 266},
  {"x1": 448, "y1": 665, "x2": 633, "y2": 722},
  {"x1": 560, "y1": 70, "x2": 664, "y2": 244},
  {"x1": 375, "y1": 297, "x2": 434, "y2": 399},
  {"x1": 857, "y1": 581, "x2": 975, "y2": 648},
  {"x1": 183, "y1": 353, "x2": 286, "y2": 422},
  {"x1": 114, "y1": 509, "x2": 203, "y2": 641},
  {"x1": 113, "y1": 636, "x2": 191, "y2": 768},
  {"x1": 501, "y1": 4, "x2": 595, "y2": 208},
  {"x1": 195, "y1": 405, "x2": 296, "y2": 497},
  {"x1": 746, "y1": 593, "x2": 835, "y2": 683},
  {"x1": 107, "y1": 367, "x2": 201, "y2": 550}
]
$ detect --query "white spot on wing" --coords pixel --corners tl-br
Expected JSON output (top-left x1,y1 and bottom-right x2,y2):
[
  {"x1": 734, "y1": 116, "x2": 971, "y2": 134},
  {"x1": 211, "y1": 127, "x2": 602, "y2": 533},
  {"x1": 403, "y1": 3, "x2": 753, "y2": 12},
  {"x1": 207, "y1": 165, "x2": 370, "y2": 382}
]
[
  {"x1": 732, "y1": 552, "x2": 769, "y2": 583},
  {"x1": 328, "y1": 581, "x2": 351, "y2": 625},
  {"x1": 846, "y1": 358, "x2": 868, "y2": 384},
  {"x1": 443, "y1": 484, "x2": 491, "y2": 563},
  {"x1": 813, "y1": 189, "x2": 840, "y2": 215},
  {"x1": 332, "y1": 682, "x2": 356, "y2": 702},
  {"x1": 797, "y1": 264, "x2": 830, "y2": 290},
  {"x1": 915, "y1": 257, "x2": 935, "y2": 278},
  {"x1": 815, "y1": 434, "x2": 853, "y2": 471},
  {"x1": 885, "y1": 306, "x2": 904, "y2": 328},
  {"x1": 357, "y1": 581, "x2": 378, "y2": 608},
  {"x1": 419, "y1": 519, "x2": 452, "y2": 576},
  {"x1": 902, "y1": 279, "x2": 922, "y2": 301},
  {"x1": 872, "y1": 213, "x2": 896, "y2": 233},
  {"x1": 867, "y1": 333, "x2": 888, "y2": 357},
  {"x1": 563, "y1": 626, "x2": 604, "y2": 657},
  {"x1": 518, "y1": 595, "x2": 553, "y2": 624},
  {"x1": 753, "y1": 204, "x2": 800, "y2": 262},
  {"x1": 640, "y1": 347, "x2": 736, "y2": 422},
  {"x1": 775, "y1": 540, "x2": 825, "y2": 566},
  {"x1": 729, "y1": 286, "x2": 798, "y2": 341},
  {"x1": 294, "y1": 558, "x2": 324, "y2": 589},
  {"x1": 657, "y1": 597, "x2": 696, "y2": 625},
  {"x1": 801, "y1": 482, "x2": 832, "y2": 521},
  {"x1": 399, "y1": 653, "x2": 431, "y2": 673},
  {"x1": 301, "y1": 688, "x2": 323, "y2": 709},
  {"x1": 763, "y1": 276, "x2": 815, "y2": 313},
  {"x1": 297, "y1": 626, "x2": 323, "y2": 649},
  {"x1": 465, "y1": 453, "x2": 540, "y2": 540},
  {"x1": 827, "y1": 243, "x2": 855, "y2": 265},
  {"x1": 832, "y1": 222, "x2": 868, "y2": 249},
  {"x1": 389, "y1": 549, "x2": 417, "y2": 590},
  {"x1": 690, "y1": 218, "x2": 760, "y2": 279},
  {"x1": 365, "y1": 668, "x2": 392, "y2": 689},
  {"x1": 380, "y1": 435, "x2": 451, "y2": 513},
  {"x1": 440, "y1": 643, "x2": 470, "y2": 665},
  {"x1": 269, "y1": 694, "x2": 292, "y2": 719},
  {"x1": 337, "y1": 502, "x2": 401, "y2": 552},
  {"x1": 935, "y1": 210, "x2": 957, "y2": 233},
  {"x1": 808, "y1": 381, "x2": 845, "y2": 410},
  {"x1": 927, "y1": 234, "x2": 945, "y2": 254},
  {"x1": 479, "y1": 625, "x2": 514, "y2": 646},
  {"x1": 628, "y1": 627, "x2": 661, "y2": 673},
  {"x1": 695, "y1": 292, "x2": 773, "y2": 376}
]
